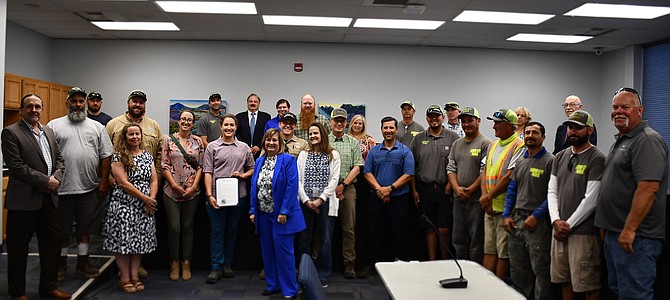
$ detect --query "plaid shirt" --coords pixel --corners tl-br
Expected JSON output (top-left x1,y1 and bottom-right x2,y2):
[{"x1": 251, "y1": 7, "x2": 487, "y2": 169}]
[
  {"x1": 295, "y1": 113, "x2": 332, "y2": 140},
  {"x1": 329, "y1": 133, "x2": 363, "y2": 181}
]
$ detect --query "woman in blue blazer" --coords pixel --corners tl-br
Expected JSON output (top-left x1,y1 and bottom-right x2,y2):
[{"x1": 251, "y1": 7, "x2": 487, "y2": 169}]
[{"x1": 250, "y1": 128, "x2": 306, "y2": 299}]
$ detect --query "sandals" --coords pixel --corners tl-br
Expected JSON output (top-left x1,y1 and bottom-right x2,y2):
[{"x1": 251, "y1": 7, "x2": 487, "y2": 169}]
[
  {"x1": 132, "y1": 279, "x2": 145, "y2": 291},
  {"x1": 119, "y1": 280, "x2": 137, "y2": 293}
]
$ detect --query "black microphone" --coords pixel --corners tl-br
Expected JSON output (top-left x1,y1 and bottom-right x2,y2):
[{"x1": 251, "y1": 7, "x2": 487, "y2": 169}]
[{"x1": 421, "y1": 214, "x2": 468, "y2": 289}]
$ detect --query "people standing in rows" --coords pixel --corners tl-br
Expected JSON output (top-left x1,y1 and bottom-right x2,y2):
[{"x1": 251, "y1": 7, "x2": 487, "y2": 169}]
[
  {"x1": 196, "y1": 92, "x2": 225, "y2": 150},
  {"x1": 410, "y1": 105, "x2": 460, "y2": 260},
  {"x1": 236, "y1": 93, "x2": 271, "y2": 158},
  {"x1": 553, "y1": 95, "x2": 597, "y2": 154},
  {"x1": 47, "y1": 87, "x2": 113, "y2": 281},
  {"x1": 514, "y1": 107, "x2": 532, "y2": 139},
  {"x1": 447, "y1": 107, "x2": 490, "y2": 264},
  {"x1": 359, "y1": 116, "x2": 414, "y2": 278},
  {"x1": 443, "y1": 102, "x2": 465, "y2": 138},
  {"x1": 250, "y1": 129, "x2": 305, "y2": 299},
  {"x1": 328, "y1": 108, "x2": 364, "y2": 279},
  {"x1": 548, "y1": 110, "x2": 604, "y2": 300},
  {"x1": 480, "y1": 109, "x2": 525, "y2": 279},
  {"x1": 295, "y1": 93, "x2": 331, "y2": 140},
  {"x1": 264, "y1": 98, "x2": 290, "y2": 133},
  {"x1": 104, "y1": 123, "x2": 158, "y2": 294},
  {"x1": 161, "y1": 110, "x2": 204, "y2": 281},
  {"x1": 203, "y1": 114, "x2": 255, "y2": 283},
  {"x1": 595, "y1": 88, "x2": 668, "y2": 300},
  {"x1": 2, "y1": 94, "x2": 71, "y2": 300},
  {"x1": 502, "y1": 121, "x2": 554, "y2": 300},
  {"x1": 396, "y1": 101, "x2": 424, "y2": 146},
  {"x1": 86, "y1": 91, "x2": 112, "y2": 126},
  {"x1": 298, "y1": 122, "x2": 341, "y2": 288}
]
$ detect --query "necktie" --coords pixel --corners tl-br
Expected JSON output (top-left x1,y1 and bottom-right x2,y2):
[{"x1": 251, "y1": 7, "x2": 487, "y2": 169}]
[{"x1": 250, "y1": 112, "x2": 257, "y2": 143}]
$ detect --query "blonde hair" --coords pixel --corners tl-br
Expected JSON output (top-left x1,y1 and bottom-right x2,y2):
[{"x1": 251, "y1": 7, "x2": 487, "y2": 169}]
[
  {"x1": 348, "y1": 114, "x2": 367, "y2": 138},
  {"x1": 515, "y1": 107, "x2": 532, "y2": 124}
]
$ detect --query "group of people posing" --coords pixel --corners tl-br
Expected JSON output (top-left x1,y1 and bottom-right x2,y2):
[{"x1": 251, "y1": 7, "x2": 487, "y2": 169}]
[{"x1": 2, "y1": 87, "x2": 667, "y2": 300}]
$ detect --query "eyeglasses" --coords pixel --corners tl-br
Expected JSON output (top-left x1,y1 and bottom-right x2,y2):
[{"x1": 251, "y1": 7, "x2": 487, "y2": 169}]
[
  {"x1": 561, "y1": 103, "x2": 582, "y2": 108},
  {"x1": 615, "y1": 87, "x2": 642, "y2": 104},
  {"x1": 493, "y1": 111, "x2": 511, "y2": 123},
  {"x1": 568, "y1": 154, "x2": 577, "y2": 172},
  {"x1": 179, "y1": 117, "x2": 194, "y2": 123}
]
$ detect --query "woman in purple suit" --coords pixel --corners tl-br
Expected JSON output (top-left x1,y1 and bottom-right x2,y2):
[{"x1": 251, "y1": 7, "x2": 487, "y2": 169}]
[{"x1": 250, "y1": 128, "x2": 305, "y2": 299}]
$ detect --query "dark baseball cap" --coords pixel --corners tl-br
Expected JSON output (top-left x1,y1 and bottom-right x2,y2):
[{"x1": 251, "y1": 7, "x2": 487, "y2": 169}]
[
  {"x1": 209, "y1": 92, "x2": 222, "y2": 100},
  {"x1": 563, "y1": 110, "x2": 594, "y2": 128},
  {"x1": 426, "y1": 105, "x2": 444, "y2": 116},
  {"x1": 128, "y1": 90, "x2": 147, "y2": 101},
  {"x1": 458, "y1": 106, "x2": 480, "y2": 119},
  {"x1": 400, "y1": 100, "x2": 415, "y2": 110},
  {"x1": 281, "y1": 112, "x2": 297, "y2": 123},
  {"x1": 87, "y1": 91, "x2": 102, "y2": 100},
  {"x1": 444, "y1": 101, "x2": 460, "y2": 110},
  {"x1": 67, "y1": 87, "x2": 87, "y2": 99}
]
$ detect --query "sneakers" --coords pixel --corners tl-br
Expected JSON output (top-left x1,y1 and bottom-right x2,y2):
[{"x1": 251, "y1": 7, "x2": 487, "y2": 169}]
[
  {"x1": 57, "y1": 257, "x2": 67, "y2": 281},
  {"x1": 76, "y1": 255, "x2": 100, "y2": 278},
  {"x1": 344, "y1": 262, "x2": 356, "y2": 279},
  {"x1": 222, "y1": 266, "x2": 235, "y2": 278},
  {"x1": 357, "y1": 265, "x2": 372, "y2": 278},
  {"x1": 206, "y1": 270, "x2": 223, "y2": 284},
  {"x1": 169, "y1": 260, "x2": 179, "y2": 281},
  {"x1": 320, "y1": 280, "x2": 328, "y2": 288}
]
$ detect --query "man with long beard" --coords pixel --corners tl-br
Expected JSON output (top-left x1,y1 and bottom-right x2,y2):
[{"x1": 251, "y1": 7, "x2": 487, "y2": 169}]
[
  {"x1": 47, "y1": 87, "x2": 114, "y2": 280},
  {"x1": 548, "y1": 110, "x2": 605, "y2": 300},
  {"x1": 294, "y1": 93, "x2": 331, "y2": 140}
]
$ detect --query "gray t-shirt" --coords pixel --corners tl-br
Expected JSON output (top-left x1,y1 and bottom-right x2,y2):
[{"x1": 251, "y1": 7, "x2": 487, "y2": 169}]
[
  {"x1": 195, "y1": 111, "x2": 223, "y2": 143},
  {"x1": 47, "y1": 116, "x2": 114, "y2": 194},
  {"x1": 511, "y1": 148, "x2": 553, "y2": 213},
  {"x1": 447, "y1": 134, "x2": 491, "y2": 202},
  {"x1": 397, "y1": 121, "x2": 424, "y2": 146},
  {"x1": 552, "y1": 146, "x2": 605, "y2": 235},
  {"x1": 411, "y1": 127, "x2": 460, "y2": 185},
  {"x1": 595, "y1": 121, "x2": 668, "y2": 240}
]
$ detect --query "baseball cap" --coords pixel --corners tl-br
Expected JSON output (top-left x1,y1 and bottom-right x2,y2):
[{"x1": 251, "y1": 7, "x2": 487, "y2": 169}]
[
  {"x1": 425, "y1": 105, "x2": 444, "y2": 116},
  {"x1": 281, "y1": 112, "x2": 297, "y2": 123},
  {"x1": 67, "y1": 87, "x2": 87, "y2": 99},
  {"x1": 487, "y1": 109, "x2": 518, "y2": 124},
  {"x1": 445, "y1": 101, "x2": 460, "y2": 110},
  {"x1": 331, "y1": 108, "x2": 348, "y2": 120},
  {"x1": 87, "y1": 91, "x2": 102, "y2": 100},
  {"x1": 400, "y1": 100, "x2": 415, "y2": 110},
  {"x1": 209, "y1": 92, "x2": 222, "y2": 100},
  {"x1": 128, "y1": 90, "x2": 147, "y2": 101},
  {"x1": 458, "y1": 107, "x2": 480, "y2": 119},
  {"x1": 563, "y1": 110, "x2": 594, "y2": 128}
]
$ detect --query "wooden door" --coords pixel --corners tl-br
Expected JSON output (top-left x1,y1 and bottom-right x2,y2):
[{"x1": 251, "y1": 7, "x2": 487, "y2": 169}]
[{"x1": 4, "y1": 74, "x2": 22, "y2": 109}]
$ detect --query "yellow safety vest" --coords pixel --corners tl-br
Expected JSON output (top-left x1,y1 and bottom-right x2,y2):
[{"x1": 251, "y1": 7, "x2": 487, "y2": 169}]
[{"x1": 484, "y1": 135, "x2": 524, "y2": 212}]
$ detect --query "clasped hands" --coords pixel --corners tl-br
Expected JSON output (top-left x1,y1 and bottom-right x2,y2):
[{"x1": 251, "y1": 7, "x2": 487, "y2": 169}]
[
  {"x1": 375, "y1": 186, "x2": 392, "y2": 203},
  {"x1": 143, "y1": 196, "x2": 158, "y2": 215},
  {"x1": 305, "y1": 198, "x2": 324, "y2": 213}
]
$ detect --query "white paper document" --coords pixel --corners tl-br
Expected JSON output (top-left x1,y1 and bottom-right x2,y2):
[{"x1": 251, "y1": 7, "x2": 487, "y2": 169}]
[{"x1": 215, "y1": 177, "x2": 239, "y2": 207}]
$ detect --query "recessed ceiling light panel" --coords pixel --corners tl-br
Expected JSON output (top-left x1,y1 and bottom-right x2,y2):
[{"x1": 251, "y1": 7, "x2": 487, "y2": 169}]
[
  {"x1": 262, "y1": 15, "x2": 352, "y2": 27},
  {"x1": 565, "y1": 3, "x2": 670, "y2": 19},
  {"x1": 507, "y1": 33, "x2": 593, "y2": 43},
  {"x1": 353, "y1": 18, "x2": 444, "y2": 30},
  {"x1": 91, "y1": 21, "x2": 180, "y2": 31},
  {"x1": 156, "y1": 1, "x2": 257, "y2": 14},
  {"x1": 453, "y1": 10, "x2": 554, "y2": 25}
]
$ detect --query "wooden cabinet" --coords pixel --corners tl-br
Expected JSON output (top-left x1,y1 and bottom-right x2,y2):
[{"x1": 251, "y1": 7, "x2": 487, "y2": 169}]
[
  {"x1": 4, "y1": 74, "x2": 22, "y2": 110},
  {"x1": 3, "y1": 73, "x2": 70, "y2": 127}
]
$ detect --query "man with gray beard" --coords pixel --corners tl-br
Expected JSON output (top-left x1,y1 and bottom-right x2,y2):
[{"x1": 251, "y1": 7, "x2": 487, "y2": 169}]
[{"x1": 47, "y1": 87, "x2": 114, "y2": 280}]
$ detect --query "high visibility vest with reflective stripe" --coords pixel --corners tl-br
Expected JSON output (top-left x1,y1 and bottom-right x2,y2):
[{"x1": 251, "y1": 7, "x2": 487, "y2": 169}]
[{"x1": 484, "y1": 137, "x2": 524, "y2": 212}]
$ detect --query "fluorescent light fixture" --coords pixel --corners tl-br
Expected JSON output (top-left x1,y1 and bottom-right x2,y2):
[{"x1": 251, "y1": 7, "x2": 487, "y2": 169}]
[
  {"x1": 91, "y1": 21, "x2": 180, "y2": 31},
  {"x1": 565, "y1": 3, "x2": 670, "y2": 19},
  {"x1": 453, "y1": 10, "x2": 554, "y2": 25},
  {"x1": 353, "y1": 18, "x2": 444, "y2": 30},
  {"x1": 507, "y1": 33, "x2": 593, "y2": 43},
  {"x1": 262, "y1": 15, "x2": 352, "y2": 27},
  {"x1": 156, "y1": 1, "x2": 257, "y2": 15}
]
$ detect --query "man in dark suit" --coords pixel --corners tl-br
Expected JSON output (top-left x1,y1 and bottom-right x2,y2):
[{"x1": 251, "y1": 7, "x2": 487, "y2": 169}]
[
  {"x1": 553, "y1": 95, "x2": 597, "y2": 154},
  {"x1": 2, "y1": 94, "x2": 71, "y2": 300},
  {"x1": 236, "y1": 93, "x2": 271, "y2": 158}
]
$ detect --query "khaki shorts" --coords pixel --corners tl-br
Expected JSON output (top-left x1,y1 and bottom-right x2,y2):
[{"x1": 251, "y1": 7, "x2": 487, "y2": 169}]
[
  {"x1": 483, "y1": 213, "x2": 508, "y2": 258},
  {"x1": 550, "y1": 234, "x2": 602, "y2": 293}
]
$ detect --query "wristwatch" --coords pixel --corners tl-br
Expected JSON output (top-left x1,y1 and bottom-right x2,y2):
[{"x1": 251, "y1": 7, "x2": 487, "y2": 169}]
[{"x1": 390, "y1": 184, "x2": 396, "y2": 191}]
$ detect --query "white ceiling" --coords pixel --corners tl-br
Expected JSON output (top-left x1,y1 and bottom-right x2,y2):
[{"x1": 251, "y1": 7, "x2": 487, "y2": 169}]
[{"x1": 7, "y1": 0, "x2": 670, "y2": 53}]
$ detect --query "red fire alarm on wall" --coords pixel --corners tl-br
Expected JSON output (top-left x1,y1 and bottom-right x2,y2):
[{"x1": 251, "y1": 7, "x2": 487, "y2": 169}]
[{"x1": 294, "y1": 63, "x2": 303, "y2": 72}]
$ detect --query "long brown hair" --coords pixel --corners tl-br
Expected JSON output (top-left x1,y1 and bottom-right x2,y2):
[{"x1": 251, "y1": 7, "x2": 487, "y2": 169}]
[
  {"x1": 114, "y1": 123, "x2": 144, "y2": 170},
  {"x1": 308, "y1": 122, "x2": 334, "y2": 161}
]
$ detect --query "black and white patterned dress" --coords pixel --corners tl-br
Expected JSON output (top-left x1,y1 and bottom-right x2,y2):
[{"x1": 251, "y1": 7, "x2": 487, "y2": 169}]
[{"x1": 103, "y1": 152, "x2": 157, "y2": 254}]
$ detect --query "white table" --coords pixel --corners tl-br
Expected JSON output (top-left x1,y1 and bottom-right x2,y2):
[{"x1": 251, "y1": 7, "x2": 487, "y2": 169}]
[{"x1": 376, "y1": 260, "x2": 525, "y2": 300}]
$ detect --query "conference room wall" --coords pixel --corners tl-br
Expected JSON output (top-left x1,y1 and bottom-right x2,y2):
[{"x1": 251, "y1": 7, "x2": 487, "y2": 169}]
[{"x1": 5, "y1": 22, "x2": 53, "y2": 82}]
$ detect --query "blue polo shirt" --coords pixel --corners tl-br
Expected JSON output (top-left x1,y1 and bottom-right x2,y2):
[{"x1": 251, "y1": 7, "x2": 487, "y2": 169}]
[
  {"x1": 364, "y1": 140, "x2": 414, "y2": 196},
  {"x1": 263, "y1": 115, "x2": 281, "y2": 133}
]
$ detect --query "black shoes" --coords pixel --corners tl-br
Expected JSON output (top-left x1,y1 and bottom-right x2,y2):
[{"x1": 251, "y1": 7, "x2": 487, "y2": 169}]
[
  {"x1": 222, "y1": 266, "x2": 235, "y2": 278},
  {"x1": 261, "y1": 289, "x2": 280, "y2": 296},
  {"x1": 206, "y1": 270, "x2": 223, "y2": 284}
]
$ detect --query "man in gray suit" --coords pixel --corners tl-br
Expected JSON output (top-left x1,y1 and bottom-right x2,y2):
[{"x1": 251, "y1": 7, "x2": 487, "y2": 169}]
[{"x1": 2, "y1": 94, "x2": 71, "y2": 300}]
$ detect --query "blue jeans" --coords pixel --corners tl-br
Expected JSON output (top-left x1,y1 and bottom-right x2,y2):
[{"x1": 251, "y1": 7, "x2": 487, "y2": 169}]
[
  {"x1": 206, "y1": 196, "x2": 248, "y2": 271},
  {"x1": 299, "y1": 200, "x2": 333, "y2": 282},
  {"x1": 604, "y1": 230, "x2": 662, "y2": 300}
]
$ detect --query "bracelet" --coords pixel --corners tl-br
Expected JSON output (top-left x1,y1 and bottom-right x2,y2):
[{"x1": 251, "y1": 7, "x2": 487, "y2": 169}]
[
  {"x1": 342, "y1": 182, "x2": 349, "y2": 189},
  {"x1": 207, "y1": 195, "x2": 213, "y2": 198}
]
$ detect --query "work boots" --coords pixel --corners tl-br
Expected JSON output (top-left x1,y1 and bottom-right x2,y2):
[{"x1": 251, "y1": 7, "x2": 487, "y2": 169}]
[
  {"x1": 169, "y1": 260, "x2": 180, "y2": 281},
  {"x1": 76, "y1": 254, "x2": 100, "y2": 278},
  {"x1": 181, "y1": 260, "x2": 192, "y2": 281}
]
